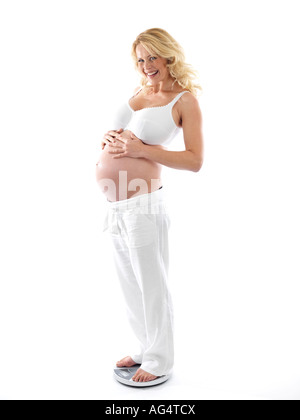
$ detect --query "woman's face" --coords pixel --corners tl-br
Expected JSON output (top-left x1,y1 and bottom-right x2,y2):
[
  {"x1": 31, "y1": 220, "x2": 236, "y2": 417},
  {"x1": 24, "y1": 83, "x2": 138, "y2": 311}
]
[{"x1": 136, "y1": 44, "x2": 170, "y2": 85}]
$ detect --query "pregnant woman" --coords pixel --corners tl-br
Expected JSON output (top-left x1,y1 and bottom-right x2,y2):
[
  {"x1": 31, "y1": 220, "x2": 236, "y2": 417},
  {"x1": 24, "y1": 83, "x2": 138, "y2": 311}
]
[{"x1": 95, "y1": 28, "x2": 204, "y2": 386}]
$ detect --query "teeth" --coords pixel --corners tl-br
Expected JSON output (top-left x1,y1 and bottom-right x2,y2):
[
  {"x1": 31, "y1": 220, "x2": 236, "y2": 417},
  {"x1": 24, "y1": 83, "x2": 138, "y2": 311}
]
[{"x1": 148, "y1": 71, "x2": 158, "y2": 75}]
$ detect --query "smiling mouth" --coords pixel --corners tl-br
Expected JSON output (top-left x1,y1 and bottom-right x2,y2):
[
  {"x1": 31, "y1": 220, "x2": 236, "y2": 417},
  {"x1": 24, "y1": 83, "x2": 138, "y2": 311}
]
[{"x1": 146, "y1": 70, "x2": 159, "y2": 78}]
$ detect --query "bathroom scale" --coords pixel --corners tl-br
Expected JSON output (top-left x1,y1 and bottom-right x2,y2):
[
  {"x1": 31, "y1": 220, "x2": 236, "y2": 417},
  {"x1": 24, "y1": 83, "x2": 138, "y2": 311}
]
[{"x1": 113, "y1": 364, "x2": 170, "y2": 387}]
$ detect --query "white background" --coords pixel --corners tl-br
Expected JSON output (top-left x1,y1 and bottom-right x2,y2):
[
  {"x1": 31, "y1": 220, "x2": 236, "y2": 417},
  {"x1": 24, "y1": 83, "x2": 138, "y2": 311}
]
[{"x1": 0, "y1": 0, "x2": 299, "y2": 400}]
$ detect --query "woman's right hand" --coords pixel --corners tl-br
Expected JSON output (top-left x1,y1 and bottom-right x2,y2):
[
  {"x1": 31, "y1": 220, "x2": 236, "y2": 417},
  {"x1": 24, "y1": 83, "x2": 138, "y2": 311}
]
[{"x1": 101, "y1": 128, "x2": 124, "y2": 149}]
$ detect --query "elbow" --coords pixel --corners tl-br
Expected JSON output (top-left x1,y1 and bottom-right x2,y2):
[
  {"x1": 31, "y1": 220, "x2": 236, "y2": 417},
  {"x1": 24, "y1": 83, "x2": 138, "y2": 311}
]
[
  {"x1": 187, "y1": 150, "x2": 203, "y2": 172},
  {"x1": 191, "y1": 157, "x2": 203, "y2": 173}
]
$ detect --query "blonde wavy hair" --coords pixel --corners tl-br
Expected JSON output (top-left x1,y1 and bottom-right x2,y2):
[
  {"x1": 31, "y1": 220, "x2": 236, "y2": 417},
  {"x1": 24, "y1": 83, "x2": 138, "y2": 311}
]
[{"x1": 131, "y1": 28, "x2": 203, "y2": 98}]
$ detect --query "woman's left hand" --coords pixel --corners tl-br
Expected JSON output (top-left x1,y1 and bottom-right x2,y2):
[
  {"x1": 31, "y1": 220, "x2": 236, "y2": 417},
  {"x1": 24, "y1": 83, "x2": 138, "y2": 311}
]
[{"x1": 108, "y1": 131, "x2": 145, "y2": 159}]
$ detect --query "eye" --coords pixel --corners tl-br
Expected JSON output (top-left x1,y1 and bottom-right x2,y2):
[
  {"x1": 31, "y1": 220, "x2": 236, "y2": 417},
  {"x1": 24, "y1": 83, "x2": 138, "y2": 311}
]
[{"x1": 137, "y1": 56, "x2": 157, "y2": 63}]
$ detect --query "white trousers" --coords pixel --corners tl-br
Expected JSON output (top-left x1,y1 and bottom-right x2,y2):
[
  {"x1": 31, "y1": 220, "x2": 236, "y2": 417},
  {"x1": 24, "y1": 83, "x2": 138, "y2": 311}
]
[{"x1": 102, "y1": 187, "x2": 174, "y2": 377}]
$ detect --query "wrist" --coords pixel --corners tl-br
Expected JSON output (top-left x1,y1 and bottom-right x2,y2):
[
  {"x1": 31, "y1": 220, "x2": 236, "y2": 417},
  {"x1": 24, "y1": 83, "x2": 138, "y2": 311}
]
[{"x1": 140, "y1": 142, "x2": 148, "y2": 159}]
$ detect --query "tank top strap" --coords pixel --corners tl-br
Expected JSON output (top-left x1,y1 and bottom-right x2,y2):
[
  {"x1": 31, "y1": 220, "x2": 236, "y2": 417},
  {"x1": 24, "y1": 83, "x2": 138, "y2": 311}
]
[
  {"x1": 128, "y1": 87, "x2": 143, "y2": 102},
  {"x1": 133, "y1": 87, "x2": 143, "y2": 97},
  {"x1": 169, "y1": 90, "x2": 190, "y2": 107}
]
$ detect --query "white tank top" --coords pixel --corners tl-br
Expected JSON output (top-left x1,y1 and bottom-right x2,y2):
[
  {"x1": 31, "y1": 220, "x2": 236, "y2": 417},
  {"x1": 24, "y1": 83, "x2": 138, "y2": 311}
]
[{"x1": 110, "y1": 88, "x2": 190, "y2": 146}]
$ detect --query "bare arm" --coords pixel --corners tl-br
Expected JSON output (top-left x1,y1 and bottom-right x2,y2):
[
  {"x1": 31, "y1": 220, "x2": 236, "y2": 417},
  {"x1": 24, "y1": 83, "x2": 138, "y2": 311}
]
[
  {"x1": 144, "y1": 94, "x2": 203, "y2": 172},
  {"x1": 142, "y1": 146, "x2": 201, "y2": 172}
]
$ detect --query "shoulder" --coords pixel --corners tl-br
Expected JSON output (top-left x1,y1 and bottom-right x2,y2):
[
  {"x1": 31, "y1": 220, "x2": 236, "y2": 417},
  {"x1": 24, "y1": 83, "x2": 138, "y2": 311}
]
[
  {"x1": 179, "y1": 92, "x2": 202, "y2": 121},
  {"x1": 180, "y1": 91, "x2": 201, "y2": 110},
  {"x1": 180, "y1": 91, "x2": 199, "y2": 106}
]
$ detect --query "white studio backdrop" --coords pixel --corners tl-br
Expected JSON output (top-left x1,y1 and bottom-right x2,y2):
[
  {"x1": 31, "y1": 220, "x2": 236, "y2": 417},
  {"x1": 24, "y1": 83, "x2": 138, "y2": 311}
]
[{"x1": 0, "y1": 0, "x2": 299, "y2": 400}]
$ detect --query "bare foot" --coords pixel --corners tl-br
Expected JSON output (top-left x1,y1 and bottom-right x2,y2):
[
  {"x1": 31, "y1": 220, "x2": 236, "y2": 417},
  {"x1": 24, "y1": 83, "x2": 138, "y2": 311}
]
[
  {"x1": 132, "y1": 368, "x2": 159, "y2": 382},
  {"x1": 116, "y1": 356, "x2": 138, "y2": 368}
]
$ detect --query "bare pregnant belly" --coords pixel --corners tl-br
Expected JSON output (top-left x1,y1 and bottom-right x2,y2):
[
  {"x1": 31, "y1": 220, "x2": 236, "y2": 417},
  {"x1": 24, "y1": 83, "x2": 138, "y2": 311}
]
[{"x1": 95, "y1": 145, "x2": 163, "y2": 202}]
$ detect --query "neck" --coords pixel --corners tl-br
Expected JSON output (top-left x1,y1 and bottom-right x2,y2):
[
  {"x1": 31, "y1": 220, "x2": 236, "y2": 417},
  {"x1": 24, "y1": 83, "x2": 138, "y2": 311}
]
[{"x1": 148, "y1": 77, "x2": 179, "y2": 94}]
